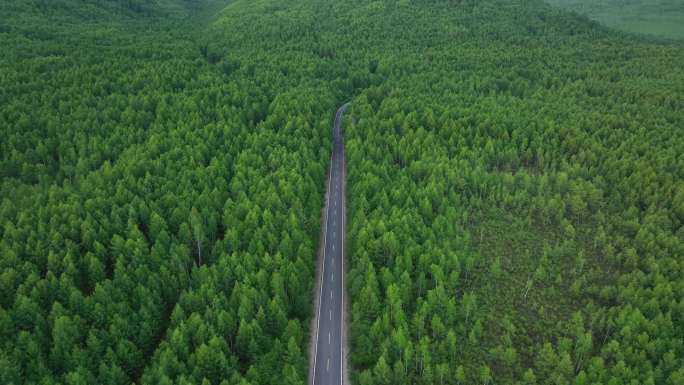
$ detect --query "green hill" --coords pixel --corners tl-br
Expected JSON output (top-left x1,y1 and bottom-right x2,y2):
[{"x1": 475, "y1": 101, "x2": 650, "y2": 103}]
[{"x1": 547, "y1": 0, "x2": 684, "y2": 39}]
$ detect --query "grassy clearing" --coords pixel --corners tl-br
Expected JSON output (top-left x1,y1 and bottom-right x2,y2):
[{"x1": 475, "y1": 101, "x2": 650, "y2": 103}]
[{"x1": 547, "y1": 0, "x2": 684, "y2": 39}]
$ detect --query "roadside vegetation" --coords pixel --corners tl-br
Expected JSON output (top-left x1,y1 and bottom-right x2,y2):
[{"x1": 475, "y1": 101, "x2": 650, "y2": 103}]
[
  {"x1": 1, "y1": 1, "x2": 335, "y2": 384},
  {"x1": 1, "y1": 1, "x2": 682, "y2": 385},
  {"x1": 338, "y1": 2, "x2": 683, "y2": 384}
]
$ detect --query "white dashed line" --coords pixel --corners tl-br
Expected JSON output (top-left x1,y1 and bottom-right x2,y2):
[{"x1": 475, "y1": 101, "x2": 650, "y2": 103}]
[{"x1": 312, "y1": 150, "x2": 333, "y2": 385}]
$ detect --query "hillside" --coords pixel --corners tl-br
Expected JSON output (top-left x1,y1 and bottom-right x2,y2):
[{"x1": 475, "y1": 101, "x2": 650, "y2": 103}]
[
  {"x1": 1, "y1": 0, "x2": 683, "y2": 385},
  {"x1": 547, "y1": 0, "x2": 684, "y2": 40}
]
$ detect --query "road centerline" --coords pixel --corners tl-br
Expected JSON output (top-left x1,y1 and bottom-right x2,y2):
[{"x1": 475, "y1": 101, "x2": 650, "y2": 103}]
[{"x1": 311, "y1": 104, "x2": 349, "y2": 385}]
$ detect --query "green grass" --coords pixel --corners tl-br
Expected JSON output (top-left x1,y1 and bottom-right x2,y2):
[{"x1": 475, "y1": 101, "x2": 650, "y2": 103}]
[{"x1": 547, "y1": 0, "x2": 684, "y2": 39}]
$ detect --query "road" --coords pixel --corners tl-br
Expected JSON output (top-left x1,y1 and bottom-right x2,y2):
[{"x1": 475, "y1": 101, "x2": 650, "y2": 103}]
[{"x1": 311, "y1": 104, "x2": 349, "y2": 385}]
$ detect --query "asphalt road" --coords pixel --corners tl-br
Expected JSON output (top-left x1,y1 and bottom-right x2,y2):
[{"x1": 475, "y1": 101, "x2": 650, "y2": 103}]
[{"x1": 311, "y1": 104, "x2": 348, "y2": 385}]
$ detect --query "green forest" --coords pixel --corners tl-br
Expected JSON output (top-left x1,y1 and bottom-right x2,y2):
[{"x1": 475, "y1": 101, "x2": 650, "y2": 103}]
[{"x1": 1, "y1": 0, "x2": 682, "y2": 385}]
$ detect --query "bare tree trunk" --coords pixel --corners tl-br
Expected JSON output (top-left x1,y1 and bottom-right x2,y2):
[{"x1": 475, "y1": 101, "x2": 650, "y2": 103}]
[
  {"x1": 197, "y1": 239, "x2": 202, "y2": 266},
  {"x1": 522, "y1": 273, "x2": 533, "y2": 300}
]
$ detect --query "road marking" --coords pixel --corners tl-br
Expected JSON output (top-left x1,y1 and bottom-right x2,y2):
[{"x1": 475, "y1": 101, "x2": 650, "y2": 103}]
[
  {"x1": 312, "y1": 153, "x2": 333, "y2": 385},
  {"x1": 332, "y1": 244, "x2": 335, "y2": 251},
  {"x1": 341, "y1": 136, "x2": 345, "y2": 385},
  {"x1": 329, "y1": 332, "x2": 331, "y2": 344},
  {"x1": 332, "y1": 272, "x2": 334, "y2": 282},
  {"x1": 331, "y1": 290, "x2": 333, "y2": 299},
  {"x1": 313, "y1": 103, "x2": 348, "y2": 385}
]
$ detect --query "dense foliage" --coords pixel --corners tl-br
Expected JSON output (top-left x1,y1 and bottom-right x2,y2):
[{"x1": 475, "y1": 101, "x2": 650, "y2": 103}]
[
  {"x1": 340, "y1": 3, "x2": 684, "y2": 385},
  {"x1": 1, "y1": 0, "x2": 683, "y2": 385},
  {"x1": 1, "y1": 1, "x2": 336, "y2": 384}
]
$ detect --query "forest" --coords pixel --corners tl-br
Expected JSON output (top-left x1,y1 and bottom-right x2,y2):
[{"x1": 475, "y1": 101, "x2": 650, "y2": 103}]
[{"x1": 1, "y1": 0, "x2": 682, "y2": 384}]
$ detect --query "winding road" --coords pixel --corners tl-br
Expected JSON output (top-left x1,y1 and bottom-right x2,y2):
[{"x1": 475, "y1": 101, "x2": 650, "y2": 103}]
[{"x1": 311, "y1": 104, "x2": 349, "y2": 385}]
